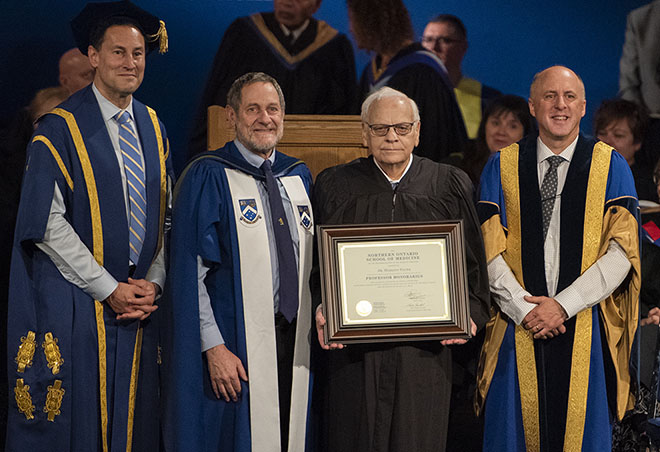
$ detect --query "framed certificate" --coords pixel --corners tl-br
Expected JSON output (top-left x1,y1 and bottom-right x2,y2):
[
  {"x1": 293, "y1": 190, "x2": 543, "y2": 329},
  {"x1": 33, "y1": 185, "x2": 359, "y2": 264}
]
[{"x1": 318, "y1": 221, "x2": 471, "y2": 344}]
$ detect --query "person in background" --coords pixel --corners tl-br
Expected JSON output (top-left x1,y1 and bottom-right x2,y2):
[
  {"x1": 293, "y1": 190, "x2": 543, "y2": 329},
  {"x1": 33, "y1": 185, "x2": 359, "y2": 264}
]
[
  {"x1": 28, "y1": 86, "x2": 70, "y2": 127},
  {"x1": 421, "y1": 14, "x2": 501, "y2": 139},
  {"x1": 58, "y1": 48, "x2": 94, "y2": 96},
  {"x1": 189, "y1": 0, "x2": 357, "y2": 157},
  {"x1": 458, "y1": 94, "x2": 534, "y2": 186},
  {"x1": 619, "y1": 0, "x2": 660, "y2": 175},
  {"x1": 595, "y1": 98, "x2": 658, "y2": 203},
  {"x1": 348, "y1": 0, "x2": 467, "y2": 162}
]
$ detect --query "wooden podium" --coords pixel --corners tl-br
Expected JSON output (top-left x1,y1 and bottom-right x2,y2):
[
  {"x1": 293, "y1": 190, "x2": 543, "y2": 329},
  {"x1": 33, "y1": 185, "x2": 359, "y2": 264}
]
[{"x1": 207, "y1": 105, "x2": 368, "y2": 179}]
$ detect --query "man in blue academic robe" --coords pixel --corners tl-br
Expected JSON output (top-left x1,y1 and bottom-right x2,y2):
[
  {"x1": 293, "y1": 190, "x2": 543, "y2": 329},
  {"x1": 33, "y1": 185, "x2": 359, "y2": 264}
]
[
  {"x1": 476, "y1": 66, "x2": 641, "y2": 452},
  {"x1": 163, "y1": 72, "x2": 314, "y2": 452},
  {"x1": 6, "y1": 2, "x2": 171, "y2": 451}
]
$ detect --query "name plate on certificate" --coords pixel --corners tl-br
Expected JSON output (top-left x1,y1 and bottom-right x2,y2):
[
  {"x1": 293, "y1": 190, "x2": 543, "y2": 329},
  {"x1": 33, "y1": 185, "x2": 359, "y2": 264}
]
[{"x1": 318, "y1": 221, "x2": 471, "y2": 344}]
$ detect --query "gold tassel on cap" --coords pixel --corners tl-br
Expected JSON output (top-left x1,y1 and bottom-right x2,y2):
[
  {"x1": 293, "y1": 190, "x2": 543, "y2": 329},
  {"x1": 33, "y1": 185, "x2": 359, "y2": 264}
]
[{"x1": 148, "y1": 20, "x2": 168, "y2": 54}]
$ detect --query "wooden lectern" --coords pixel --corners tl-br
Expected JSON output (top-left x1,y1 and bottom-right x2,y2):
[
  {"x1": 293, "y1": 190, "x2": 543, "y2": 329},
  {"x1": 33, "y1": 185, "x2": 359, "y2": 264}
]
[{"x1": 207, "y1": 105, "x2": 368, "y2": 179}]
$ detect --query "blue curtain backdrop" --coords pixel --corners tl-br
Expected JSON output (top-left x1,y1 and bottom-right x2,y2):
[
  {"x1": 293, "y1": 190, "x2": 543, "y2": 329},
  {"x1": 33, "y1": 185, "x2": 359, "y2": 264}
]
[{"x1": 0, "y1": 0, "x2": 647, "y2": 173}]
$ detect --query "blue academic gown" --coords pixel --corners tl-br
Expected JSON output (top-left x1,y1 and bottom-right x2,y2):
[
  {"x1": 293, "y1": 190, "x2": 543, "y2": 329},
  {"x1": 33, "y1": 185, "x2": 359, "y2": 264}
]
[
  {"x1": 476, "y1": 133, "x2": 641, "y2": 452},
  {"x1": 6, "y1": 85, "x2": 171, "y2": 452},
  {"x1": 162, "y1": 141, "x2": 314, "y2": 452}
]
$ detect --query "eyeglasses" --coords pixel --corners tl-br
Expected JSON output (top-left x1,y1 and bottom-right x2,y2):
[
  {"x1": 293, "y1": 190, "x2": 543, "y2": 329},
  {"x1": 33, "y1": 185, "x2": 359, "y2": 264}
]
[
  {"x1": 366, "y1": 122, "x2": 417, "y2": 137},
  {"x1": 421, "y1": 35, "x2": 464, "y2": 46}
]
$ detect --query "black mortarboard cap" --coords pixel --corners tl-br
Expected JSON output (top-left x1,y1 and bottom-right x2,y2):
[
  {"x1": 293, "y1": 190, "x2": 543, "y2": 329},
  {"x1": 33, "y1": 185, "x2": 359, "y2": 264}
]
[{"x1": 71, "y1": 0, "x2": 168, "y2": 55}]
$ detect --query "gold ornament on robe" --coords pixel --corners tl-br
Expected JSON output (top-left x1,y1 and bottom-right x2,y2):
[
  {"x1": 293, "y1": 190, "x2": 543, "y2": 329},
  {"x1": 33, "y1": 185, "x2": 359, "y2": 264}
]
[
  {"x1": 15, "y1": 331, "x2": 36, "y2": 373},
  {"x1": 42, "y1": 332, "x2": 64, "y2": 375},
  {"x1": 14, "y1": 379, "x2": 35, "y2": 420},
  {"x1": 44, "y1": 380, "x2": 65, "y2": 422}
]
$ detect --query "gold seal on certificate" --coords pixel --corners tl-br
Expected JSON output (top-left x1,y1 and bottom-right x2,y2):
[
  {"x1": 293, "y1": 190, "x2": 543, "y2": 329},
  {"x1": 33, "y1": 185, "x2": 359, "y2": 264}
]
[{"x1": 318, "y1": 221, "x2": 471, "y2": 344}]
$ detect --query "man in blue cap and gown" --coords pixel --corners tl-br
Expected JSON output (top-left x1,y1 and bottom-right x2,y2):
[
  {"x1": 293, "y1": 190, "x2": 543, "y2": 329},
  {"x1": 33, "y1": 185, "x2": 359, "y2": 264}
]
[{"x1": 6, "y1": 1, "x2": 171, "y2": 451}]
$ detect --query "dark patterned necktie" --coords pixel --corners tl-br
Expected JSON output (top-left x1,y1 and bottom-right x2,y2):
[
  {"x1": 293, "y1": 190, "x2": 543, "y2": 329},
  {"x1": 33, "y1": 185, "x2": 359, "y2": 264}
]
[
  {"x1": 540, "y1": 155, "x2": 564, "y2": 241},
  {"x1": 261, "y1": 159, "x2": 299, "y2": 322}
]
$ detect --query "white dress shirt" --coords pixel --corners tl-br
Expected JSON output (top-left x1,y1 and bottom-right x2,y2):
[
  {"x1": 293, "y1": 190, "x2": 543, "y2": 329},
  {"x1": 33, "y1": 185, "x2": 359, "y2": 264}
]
[
  {"x1": 487, "y1": 136, "x2": 632, "y2": 325},
  {"x1": 35, "y1": 83, "x2": 166, "y2": 302}
]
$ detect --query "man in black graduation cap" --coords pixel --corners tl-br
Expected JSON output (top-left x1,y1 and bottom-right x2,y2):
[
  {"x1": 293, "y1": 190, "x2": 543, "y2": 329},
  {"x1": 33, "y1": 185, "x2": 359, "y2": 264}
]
[
  {"x1": 188, "y1": 0, "x2": 358, "y2": 157},
  {"x1": 6, "y1": 2, "x2": 172, "y2": 451}
]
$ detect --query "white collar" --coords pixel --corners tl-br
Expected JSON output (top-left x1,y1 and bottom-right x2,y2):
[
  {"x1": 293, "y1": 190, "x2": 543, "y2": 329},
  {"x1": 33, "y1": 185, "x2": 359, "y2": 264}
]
[
  {"x1": 279, "y1": 19, "x2": 310, "y2": 42},
  {"x1": 536, "y1": 135, "x2": 579, "y2": 164},
  {"x1": 373, "y1": 154, "x2": 414, "y2": 184}
]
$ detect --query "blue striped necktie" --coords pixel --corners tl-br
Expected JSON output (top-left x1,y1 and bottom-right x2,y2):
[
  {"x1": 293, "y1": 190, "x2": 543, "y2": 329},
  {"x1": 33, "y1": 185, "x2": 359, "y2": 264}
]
[{"x1": 115, "y1": 111, "x2": 146, "y2": 265}]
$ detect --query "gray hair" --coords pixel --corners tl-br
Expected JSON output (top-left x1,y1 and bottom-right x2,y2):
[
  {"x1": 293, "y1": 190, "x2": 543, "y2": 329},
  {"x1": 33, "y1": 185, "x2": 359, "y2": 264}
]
[
  {"x1": 361, "y1": 87, "x2": 420, "y2": 123},
  {"x1": 226, "y1": 72, "x2": 286, "y2": 112}
]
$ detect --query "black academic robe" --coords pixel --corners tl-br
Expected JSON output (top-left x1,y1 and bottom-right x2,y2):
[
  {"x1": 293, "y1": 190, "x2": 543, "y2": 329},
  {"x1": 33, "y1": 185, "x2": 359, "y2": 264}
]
[
  {"x1": 312, "y1": 156, "x2": 490, "y2": 452},
  {"x1": 359, "y1": 43, "x2": 468, "y2": 163},
  {"x1": 189, "y1": 12, "x2": 358, "y2": 156}
]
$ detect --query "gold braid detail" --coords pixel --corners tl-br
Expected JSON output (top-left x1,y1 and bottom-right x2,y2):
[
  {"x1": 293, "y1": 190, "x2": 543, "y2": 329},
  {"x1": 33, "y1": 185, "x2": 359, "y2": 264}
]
[
  {"x1": 14, "y1": 379, "x2": 35, "y2": 420},
  {"x1": 563, "y1": 142, "x2": 612, "y2": 450},
  {"x1": 51, "y1": 108, "x2": 108, "y2": 452},
  {"x1": 42, "y1": 332, "x2": 64, "y2": 375},
  {"x1": 15, "y1": 331, "x2": 36, "y2": 373},
  {"x1": 44, "y1": 380, "x2": 65, "y2": 421}
]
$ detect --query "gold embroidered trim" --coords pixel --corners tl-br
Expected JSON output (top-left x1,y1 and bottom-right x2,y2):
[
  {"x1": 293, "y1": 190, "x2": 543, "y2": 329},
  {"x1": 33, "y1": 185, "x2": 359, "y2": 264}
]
[
  {"x1": 157, "y1": 345, "x2": 162, "y2": 365},
  {"x1": 15, "y1": 331, "x2": 36, "y2": 373},
  {"x1": 44, "y1": 379, "x2": 65, "y2": 421},
  {"x1": 514, "y1": 327, "x2": 540, "y2": 452},
  {"x1": 42, "y1": 332, "x2": 64, "y2": 375},
  {"x1": 14, "y1": 379, "x2": 35, "y2": 420},
  {"x1": 51, "y1": 108, "x2": 108, "y2": 452},
  {"x1": 499, "y1": 144, "x2": 523, "y2": 282},
  {"x1": 126, "y1": 327, "x2": 144, "y2": 452},
  {"x1": 563, "y1": 142, "x2": 611, "y2": 451},
  {"x1": 250, "y1": 14, "x2": 338, "y2": 65},
  {"x1": 52, "y1": 108, "x2": 103, "y2": 265},
  {"x1": 500, "y1": 144, "x2": 540, "y2": 451},
  {"x1": 32, "y1": 135, "x2": 74, "y2": 190},
  {"x1": 146, "y1": 106, "x2": 167, "y2": 260},
  {"x1": 95, "y1": 301, "x2": 109, "y2": 452}
]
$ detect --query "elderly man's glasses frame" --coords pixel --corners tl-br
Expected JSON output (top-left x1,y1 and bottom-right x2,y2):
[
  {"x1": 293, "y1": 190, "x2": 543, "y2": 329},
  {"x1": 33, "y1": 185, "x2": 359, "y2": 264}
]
[{"x1": 366, "y1": 122, "x2": 417, "y2": 137}]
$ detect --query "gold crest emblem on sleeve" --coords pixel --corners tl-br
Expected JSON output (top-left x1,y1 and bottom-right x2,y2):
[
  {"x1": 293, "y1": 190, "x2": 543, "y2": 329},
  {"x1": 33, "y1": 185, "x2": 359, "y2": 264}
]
[
  {"x1": 15, "y1": 331, "x2": 36, "y2": 373},
  {"x1": 14, "y1": 379, "x2": 35, "y2": 420},
  {"x1": 42, "y1": 332, "x2": 64, "y2": 375},
  {"x1": 44, "y1": 380, "x2": 65, "y2": 422}
]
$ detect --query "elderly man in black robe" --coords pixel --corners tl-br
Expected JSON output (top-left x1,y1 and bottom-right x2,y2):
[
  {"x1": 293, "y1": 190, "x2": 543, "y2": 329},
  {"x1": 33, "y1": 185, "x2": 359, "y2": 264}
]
[{"x1": 312, "y1": 87, "x2": 490, "y2": 452}]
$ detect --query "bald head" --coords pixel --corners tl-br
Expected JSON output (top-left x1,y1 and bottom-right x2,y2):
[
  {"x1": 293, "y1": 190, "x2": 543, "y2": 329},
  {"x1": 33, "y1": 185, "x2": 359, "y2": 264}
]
[
  {"x1": 530, "y1": 65, "x2": 585, "y2": 100},
  {"x1": 58, "y1": 48, "x2": 94, "y2": 95},
  {"x1": 528, "y1": 65, "x2": 586, "y2": 153}
]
